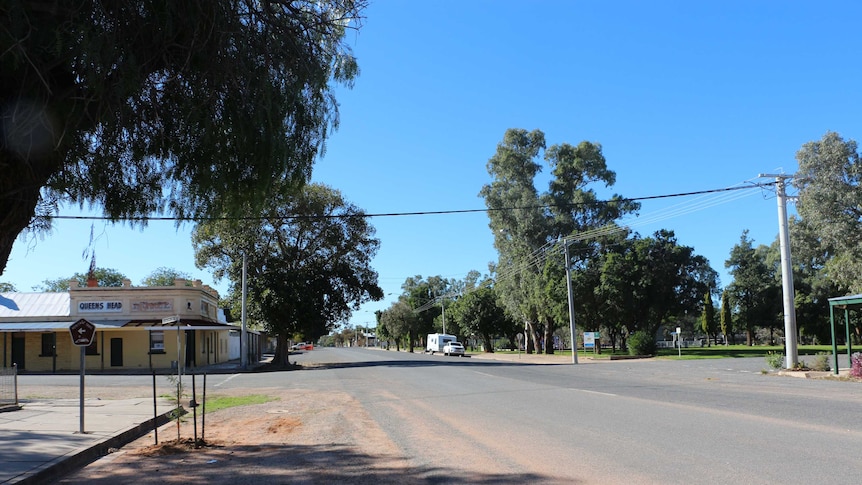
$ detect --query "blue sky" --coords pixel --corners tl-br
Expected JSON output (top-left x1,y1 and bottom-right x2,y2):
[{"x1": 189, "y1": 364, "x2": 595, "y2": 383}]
[{"x1": 3, "y1": 1, "x2": 861, "y2": 330}]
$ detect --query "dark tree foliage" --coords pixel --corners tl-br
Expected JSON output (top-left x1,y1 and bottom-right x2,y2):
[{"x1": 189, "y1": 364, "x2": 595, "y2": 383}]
[
  {"x1": 0, "y1": 0, "x2": 365, "y2": 276},
  {"x1": 450, "y1": 285, "x2": 517, "y2": 353},
  {"x1": 481, "y1": 128, "x2": 639, "y2": 354},
  {"x1": 141, "y1": 267, "x2": 193, "y2": 287},
  {"x1": 725, "y1": 231, "x2": 781, "y2": 346},
  {"x1": 192, "y1": 183, "x2": 383, "y2": 366},
  {"x1": 36, "y1": 267, "x2": 128, "y2": 291},
  {"x1": 379, "y1": 301, "x2": 418, "y2": 353},
  {"x1": 599, "y1": 230, "x2": 717, "y2": 340}
]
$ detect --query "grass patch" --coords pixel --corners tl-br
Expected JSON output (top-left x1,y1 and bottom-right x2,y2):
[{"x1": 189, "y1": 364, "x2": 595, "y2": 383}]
[
  {"x1": 203, "y1": 394, "x2": 277, "y2": 413},
  {"x1": 483, "y1": 345, "x2": 853, "y2": 360}
]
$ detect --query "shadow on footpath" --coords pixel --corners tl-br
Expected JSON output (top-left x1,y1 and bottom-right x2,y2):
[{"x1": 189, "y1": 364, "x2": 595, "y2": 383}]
[{"x1": 57, "y1": 443, "x2": 574, "y2": 484}]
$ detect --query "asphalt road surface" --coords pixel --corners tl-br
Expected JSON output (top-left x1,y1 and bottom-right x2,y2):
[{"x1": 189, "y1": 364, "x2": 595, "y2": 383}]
[{"x1": 21, "y1": 348, "x2": 862, "y2": 483}]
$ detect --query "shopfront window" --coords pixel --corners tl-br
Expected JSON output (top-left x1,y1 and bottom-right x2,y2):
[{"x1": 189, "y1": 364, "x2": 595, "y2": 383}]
[{"x1": 150, "y1": 330, "x2": 165, "y2": 353}]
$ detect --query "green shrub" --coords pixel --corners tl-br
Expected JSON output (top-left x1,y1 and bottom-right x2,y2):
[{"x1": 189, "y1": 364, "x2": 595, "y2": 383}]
[
  {"x1": 810, "y1": 352, "x2": 831, "y2": 372},
  {"x1": 627, "y1": 330, "x2": 656, "y2": 356},
  {"x1": 765, "y1": 351, "x2": 784, "y2": 369}
]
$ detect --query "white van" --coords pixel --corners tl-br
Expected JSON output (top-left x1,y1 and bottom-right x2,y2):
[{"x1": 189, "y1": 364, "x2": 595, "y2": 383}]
[{"x1": 426, "y1": 333, "x2": 457, "y2": 354}]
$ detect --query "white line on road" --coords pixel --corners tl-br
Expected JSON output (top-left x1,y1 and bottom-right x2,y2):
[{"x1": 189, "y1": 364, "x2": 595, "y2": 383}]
[
  {"x1": 472, "y1": 371, "x2": 500, "y2": 378},
  {"x1": 214, "y1": 374, "x2": 241, "y2": 387},
  {"x1": 573, "y1": 389, "x2": 617, "y2": 397}
]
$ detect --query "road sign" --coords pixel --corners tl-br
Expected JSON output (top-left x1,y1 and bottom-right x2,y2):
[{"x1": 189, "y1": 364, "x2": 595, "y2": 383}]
[
  {"x1": 69, "y1": 319, "x2": 96, "y2": 346},
  {"x1": 162, "y1": 316, "x2": 178, "y2": 325}
]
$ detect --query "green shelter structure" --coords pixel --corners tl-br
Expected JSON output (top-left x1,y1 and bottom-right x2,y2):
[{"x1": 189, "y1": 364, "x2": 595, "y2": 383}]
[{"x1": 828, "y1": 293, "x2": 862, "y2": 375}]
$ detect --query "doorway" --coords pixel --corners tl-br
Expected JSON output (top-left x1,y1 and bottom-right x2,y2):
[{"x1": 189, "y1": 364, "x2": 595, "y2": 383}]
[
  {"x1": 185, "y1": 330, "x2": 196, "y2": 368},
  {"x1": 110, "y1": 338, "x2": 123, "y2": 367},
  {"x1": 11, "y1": 335, "x2": 24, "y2": 370}
]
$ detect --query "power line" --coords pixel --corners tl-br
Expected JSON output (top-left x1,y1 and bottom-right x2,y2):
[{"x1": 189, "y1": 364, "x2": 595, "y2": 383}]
[
  {"x1": 47, "y1": 183, "x2": 772, "y2": 222},
  {"x1": 492, "y1": 179, "x2": 773, "y2": 285}
]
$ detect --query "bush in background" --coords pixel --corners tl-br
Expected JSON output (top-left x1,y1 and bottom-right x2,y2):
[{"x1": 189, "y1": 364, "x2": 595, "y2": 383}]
[
  {"x1": 627, "y1": 331, "x2": 656, "y2": 356},
  {"x1": 810, "y1": 352, "x2": 831, "y2": 372},
  {"x1": 765, "y1": 351, "x2": 784, "y2": 370}
]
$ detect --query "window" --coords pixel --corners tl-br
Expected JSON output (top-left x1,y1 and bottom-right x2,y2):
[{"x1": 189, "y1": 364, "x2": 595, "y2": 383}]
[
  {"x1": 41, "y1": 333, "x2": 55, "y2": 357},
  {"x1": 85, "y1": 335, "x2": 99, "y2": 355},
  {"x1": 150, "y1": 330, "x2": 165, "y2": 353}
]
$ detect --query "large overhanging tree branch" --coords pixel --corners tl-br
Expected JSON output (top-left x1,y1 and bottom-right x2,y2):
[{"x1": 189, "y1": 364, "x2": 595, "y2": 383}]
[{"x1": 0, "y1": 0, "x2": 366, "y2": 276}]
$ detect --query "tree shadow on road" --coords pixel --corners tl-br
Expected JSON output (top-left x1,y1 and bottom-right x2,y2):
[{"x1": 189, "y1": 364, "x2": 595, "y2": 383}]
[{"x1": 59, "y1": 443, "x2": 574, "y2": 484}]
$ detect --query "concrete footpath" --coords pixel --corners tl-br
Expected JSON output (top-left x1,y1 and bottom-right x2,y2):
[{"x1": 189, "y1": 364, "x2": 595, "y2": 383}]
[
  {"x1": 0, "y1": 358, "x2": 267, "y2": 485},
  {"x1": 0, "y1": 396, "x2": 176, "y2": 484}
]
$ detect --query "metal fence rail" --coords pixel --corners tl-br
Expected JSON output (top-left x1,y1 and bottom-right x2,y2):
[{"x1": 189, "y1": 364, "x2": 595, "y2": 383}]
[{"x1": 0, "y1": 364, "x2": 18, "y2": 408}]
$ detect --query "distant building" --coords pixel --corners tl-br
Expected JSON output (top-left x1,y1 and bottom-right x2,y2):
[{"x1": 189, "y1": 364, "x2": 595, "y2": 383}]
[{"x1": 0, "y1": 278, "x2": 258, "y2": 372}]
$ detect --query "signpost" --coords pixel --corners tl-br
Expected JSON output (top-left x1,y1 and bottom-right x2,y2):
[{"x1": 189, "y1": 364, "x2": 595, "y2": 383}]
[
  {"x1": 69, "y1": 319, "x2": 96, "y2": 433},
  {"x1": 584, "y1": 332, "x2": 601, "y2": 354},
  {"x1": 162, "y1": 316, "x2": 182, "y2": 440}
]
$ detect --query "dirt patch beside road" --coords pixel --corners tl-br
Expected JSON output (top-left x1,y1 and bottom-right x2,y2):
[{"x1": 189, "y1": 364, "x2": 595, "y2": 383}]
[{"x1": 57, "y1": 387, "x2": 412, "y2": 484}]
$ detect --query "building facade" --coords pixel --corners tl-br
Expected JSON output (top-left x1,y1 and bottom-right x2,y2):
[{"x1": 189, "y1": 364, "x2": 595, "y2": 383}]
[{"x1": 0, "y1": 278, "x2": 246, "y2": 372}]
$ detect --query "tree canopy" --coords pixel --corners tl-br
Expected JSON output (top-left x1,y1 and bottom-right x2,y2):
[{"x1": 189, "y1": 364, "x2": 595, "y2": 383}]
[
  {"x1": 0, "y1": 0, "x2": 366, "y2": 276},
  {"x1": 795, "y1": 131, "x2": 862, "y2": 293},
  {"x1": 598, "y1": 230, "x2": 717, "y2": 343},
  {"x1": 449, "y1": 285, "x2": 517, "y2": 352},
  {"x1": 35, "y1": 267, "x2": 128, "y2": 292},
  {"x1": 480, "y1": 128, "x2": 639, "y2": 353},
  {"x1": 192, "y1": 182, "x2": 383, "y2": 365},
  {"x1": 141, "y1": 267, "x2": 193, "y2": 287},
  {"x1": 724, "y1": 231, "x2": 781, "y2": 346}
]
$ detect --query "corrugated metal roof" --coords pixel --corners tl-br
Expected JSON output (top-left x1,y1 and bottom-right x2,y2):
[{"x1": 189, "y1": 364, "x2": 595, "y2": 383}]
[
  {"x1": 0, "y1": 321, "x2": 74, "y2": 332},
  {"x1": 0, "y1": 293, "x2": 70, "y2": 318}
]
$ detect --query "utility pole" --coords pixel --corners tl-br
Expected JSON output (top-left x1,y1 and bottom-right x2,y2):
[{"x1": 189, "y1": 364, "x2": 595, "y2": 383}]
[
  {"x1": 241, "y1": 252, "x2": 248, "y2": 370},
  {"x1": 563, "y1": 240, "x2": 578, "y2": 364},
  {"x1": 441, "y1": 298, "x2": 445, "y2": 335},
  {"x1": 759, "y1": 174, "x2": 798, "y2": 368}
]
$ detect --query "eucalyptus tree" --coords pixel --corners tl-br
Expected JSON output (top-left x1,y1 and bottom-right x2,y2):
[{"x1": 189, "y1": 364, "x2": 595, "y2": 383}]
[
  {"x1": 401, "y1": 275, "x2": 454, "y2": 338},
  {"x1": 772, "y1": 218, "x2": 843, "y2": 343},
  {"x1": 192, "y1": 183, "x2": 383, "y2": 366},
  {"x1": 599, "y1": 230, "x2": 717, "y2": 342},
  {"x1": 725, "y1": 231, "x2": 781, "y2": 345},
  {"x1": 449, "y1": 284, "x2": 516, "y2": 352},
  {"x1": 0, "y1": 282, "x2": 17, "y2": 292},
  {"x1": 720, "y1": 289, "x2": 733, "y2": 345},
  {"x1": 36, "y1": 267, "x2": 128, "y2": 291},
  {"x1": 141, "y1": 267, "x2": 193, "y2": 287},
  {"x1": 700, "y1": 291, "x2": 717, "y2": 346},
  {"x1": 379, "y1": 301, "x2": 419, "y2": 352},
  {"x1": 0, "y1": 0, "x2": 365, "y2": 277},
  {"x1": 795, "y1": 132, "x2": 862, "y2": 293},
  {"x1": 480, "y1": 128, "x2": 638, "y2": 354}
]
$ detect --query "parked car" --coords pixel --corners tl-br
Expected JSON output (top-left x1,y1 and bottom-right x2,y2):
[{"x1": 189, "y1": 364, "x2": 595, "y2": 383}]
[
  {"x1": 291, "y1": 342, "x2": 313, "y2": 351},
  {"x1": 443, "y1": 341, "x2": 465, "y2": 356}
]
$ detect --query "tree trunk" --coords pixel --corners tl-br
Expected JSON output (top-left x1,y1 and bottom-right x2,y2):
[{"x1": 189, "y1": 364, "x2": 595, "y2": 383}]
[
  {"x1": 543, "y1": 323, "x2": 554, "y2": 355},
  {"x1": 272, "y1": 332, "x2": 291, "y2": 366},
  {"x1": 746, "y1": 329, "x2": 753, "y2": 346},
  {"x1": 481, "y1": 333, "x2": 494, "y2": 353},
  {"x1": 525, "y1": 321, "x2": 541, "y2": 354}
]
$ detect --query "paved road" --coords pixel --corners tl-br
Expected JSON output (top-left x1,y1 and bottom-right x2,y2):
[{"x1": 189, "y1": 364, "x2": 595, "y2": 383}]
[
  {"x1": 19, "y1": 349, "x2": 862, "y2": 483},
  {"x1": 236, "y1": 349, "x2": 862, "y2": 483}
]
